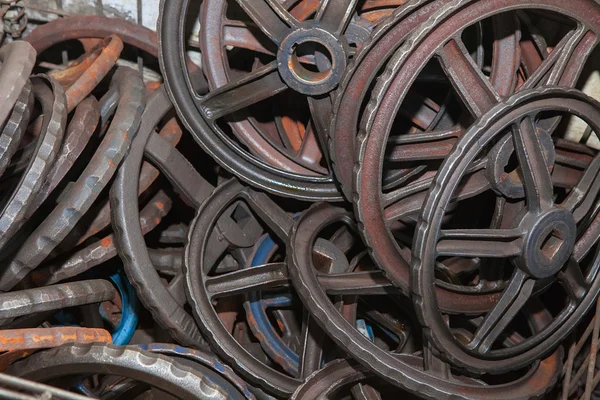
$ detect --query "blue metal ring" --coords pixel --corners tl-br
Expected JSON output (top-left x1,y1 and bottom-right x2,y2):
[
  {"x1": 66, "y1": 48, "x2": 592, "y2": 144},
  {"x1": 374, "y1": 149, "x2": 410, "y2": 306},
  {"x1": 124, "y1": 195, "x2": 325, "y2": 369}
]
[
  {"x1": 104, "y1": 270, "x2": 139, "y2": 345},
  {"x1": 246, "y1": 235, "x2": 299, "y2": 375}
]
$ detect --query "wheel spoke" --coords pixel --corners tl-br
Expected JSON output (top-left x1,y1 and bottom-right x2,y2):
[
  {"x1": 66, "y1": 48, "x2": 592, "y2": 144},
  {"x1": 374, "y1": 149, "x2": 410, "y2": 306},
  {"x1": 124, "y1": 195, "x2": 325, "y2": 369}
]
[
  {"x1": 511, "y1": 116, "x2": 554, "y2": 212},
  {"x1": 223, "y1": 22, "x2": 276, "y2": 55},
  {"x1": 520, "y1": 24, "x2": 598, "y2": 90},
  {"x1": 314, "y1": 0, "x2": 359, "y2": 35},
  {"x1": 437, "y1": 229, "x2": 523, "y2": 258},
  {"x1": 558, "y1": 258, "x2": 588, "y2": 302},
  {"x1": 202, "y1": 229, "x2": 232, "y2": 271},
  {"x1": 205, "y1": 262, "x2": 289, "y2": 299},
  {"x1": 297, "y1": 125, "x2": 325, "y2": 172},
  {"x1": 307, "y1": 97, "x2": 332, "y2": 167},
  {"x1": 387, "y1": 126, "x2": 461, "y2": 146},
  {"x1": 242, "y1": 191, "x2": 295, "y2": 242},
  {"x1": 233, "y1": 0, "x2": 298, "y2": 45},
  {"x1": 200, "y1": 62, "x2": 287, "y2": 120},
  {"x1": 319, "y1": 271, "x2": 399, "y2": 296},
  {"x1": 438, "y1": 38, "x2": 501, "y2": 118},
  {"x1": 384, "y1": 168, "x2": 489, "y2": 221},
  {"x1": 467, "y1": 269, "x2": 534, "y2": 353},
  {"x1": 490, "y1": 14, "x2": 520, "y2": 97},
  {"x1": 148, "y1": 248, "x2": 183, "y2": 277},
  {"x1": 561, "y1": 154, "x2": 600, "y2": 222},
  {"x1": 386, "y1": 138, "x2": 457, "y2": 162},
  {"x1": 298, "y1": 312, "x2": 324, "y2": 379},
  {"x1": 145, "y1": 133, "x2": 213, "y2": 208},
  {"x1": 382, "y1": 174, "x2": 437, "y2": 209}
]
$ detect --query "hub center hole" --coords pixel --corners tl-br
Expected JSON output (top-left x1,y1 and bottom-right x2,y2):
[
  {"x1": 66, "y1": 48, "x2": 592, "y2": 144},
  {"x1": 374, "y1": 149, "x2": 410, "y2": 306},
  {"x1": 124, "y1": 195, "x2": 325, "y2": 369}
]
[
  {"x1": 540, "y1": 229, "x2": 564, "y2": 261},
  {"x1": 290, "y1": 40, "x2": 333, "y2": 83}
]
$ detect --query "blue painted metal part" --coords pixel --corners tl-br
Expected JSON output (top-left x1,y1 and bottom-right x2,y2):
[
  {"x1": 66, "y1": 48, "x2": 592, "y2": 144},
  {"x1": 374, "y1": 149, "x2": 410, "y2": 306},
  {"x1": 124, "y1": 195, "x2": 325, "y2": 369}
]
[
  {"x1": 104, "y1": 270, "x2": 139, "y2": 345},
  {"x1": 75, "y1": 382, "x2": 94, "y2": 396},
  {"x1": 364, "y1": 317, "x2": 402, "y2": 344},
  {"x1": 54, "y1": 268, "x2": 137, "y2": 345},
  {"x1": 245, "y1": 233, "x2": 377, "y2": 376},
  {"x1": 356, "y1": 319, "x2": 375, "y2": 342},
  {"x1": 245, "y1": 235, "x2": 299, "y2": 376}
]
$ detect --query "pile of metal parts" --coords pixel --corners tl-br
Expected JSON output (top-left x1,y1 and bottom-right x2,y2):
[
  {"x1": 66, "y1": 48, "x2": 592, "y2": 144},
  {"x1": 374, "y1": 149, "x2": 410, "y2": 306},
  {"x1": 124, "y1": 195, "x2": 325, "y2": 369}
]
[{"x1": 0, "y1": 0, "x2": 599, "y2": 398}]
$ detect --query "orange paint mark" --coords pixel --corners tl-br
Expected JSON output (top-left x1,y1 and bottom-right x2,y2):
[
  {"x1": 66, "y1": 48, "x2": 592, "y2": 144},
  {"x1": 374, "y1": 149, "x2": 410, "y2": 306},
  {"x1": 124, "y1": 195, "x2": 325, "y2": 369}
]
[{"x1": 100, "y1": 237, "x2": 112, "y2": 247}]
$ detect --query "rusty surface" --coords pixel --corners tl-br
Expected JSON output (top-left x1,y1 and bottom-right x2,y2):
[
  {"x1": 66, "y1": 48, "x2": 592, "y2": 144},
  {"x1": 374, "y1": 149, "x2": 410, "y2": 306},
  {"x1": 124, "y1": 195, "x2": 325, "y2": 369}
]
[
  {"x1": 75, "y1": 116, "x2": 182, "y2": 244},
  {"x1": 64, "y1": 35, "x2": 123, "y2": 112},
  {"x1": 24, "y1": 15, "x2": 159, "y2": 57},
  {"x1": 0, "y1": 327, "x2": 112, "y2": 352},
  {"x1": 0, "y1": 2, "x2": 596, "y2": 399},
  {"x1": 31, "y1": 190, "x2": 173, "y2": 286},
  {"x1": 0, "y1": 67, "x2": 145, "y2": 292},
  {"x1": 49, "y1": 45, "x2": 103, "y2": 89}
]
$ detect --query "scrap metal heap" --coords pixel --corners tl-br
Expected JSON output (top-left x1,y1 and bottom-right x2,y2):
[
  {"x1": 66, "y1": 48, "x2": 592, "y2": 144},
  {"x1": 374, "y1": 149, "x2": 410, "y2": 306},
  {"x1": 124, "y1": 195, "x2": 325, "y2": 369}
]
[{"x1": 0, "y1": 1, "x2": 599, "y2": 399}]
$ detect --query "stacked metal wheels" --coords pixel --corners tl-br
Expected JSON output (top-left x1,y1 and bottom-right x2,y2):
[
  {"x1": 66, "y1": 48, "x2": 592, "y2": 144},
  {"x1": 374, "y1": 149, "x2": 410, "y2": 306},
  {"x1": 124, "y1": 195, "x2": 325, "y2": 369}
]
[{"x1": 0, "y1": 1, "x2": 598, "y2": 399}]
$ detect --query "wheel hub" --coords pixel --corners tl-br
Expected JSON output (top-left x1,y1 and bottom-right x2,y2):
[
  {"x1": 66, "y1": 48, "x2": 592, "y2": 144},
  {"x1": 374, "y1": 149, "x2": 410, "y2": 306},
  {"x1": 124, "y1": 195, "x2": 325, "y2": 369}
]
[
  {"x1": 517, "y1": 208, "x2": 576, "y2": 279},
  {"x1": 276, "y1": 25, "x2": 347, "y2": 96}
]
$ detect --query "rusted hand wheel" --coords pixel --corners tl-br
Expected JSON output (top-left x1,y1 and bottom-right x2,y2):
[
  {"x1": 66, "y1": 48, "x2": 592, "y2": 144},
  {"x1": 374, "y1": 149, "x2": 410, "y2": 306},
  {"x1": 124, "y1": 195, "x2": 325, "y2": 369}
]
[
  {"x1": 353, "y1": 0, "x2": 600, "y2": 327},
  {"x1": 159, "y1": 0, "x2": 404, "y2": 200}
]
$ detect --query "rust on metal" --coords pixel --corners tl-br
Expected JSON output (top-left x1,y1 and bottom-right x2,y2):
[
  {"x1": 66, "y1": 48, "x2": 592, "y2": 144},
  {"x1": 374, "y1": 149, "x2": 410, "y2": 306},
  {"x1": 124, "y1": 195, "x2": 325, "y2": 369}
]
[{"x1": 0, "y1": 327, "x2": 112, "y2": 352}]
